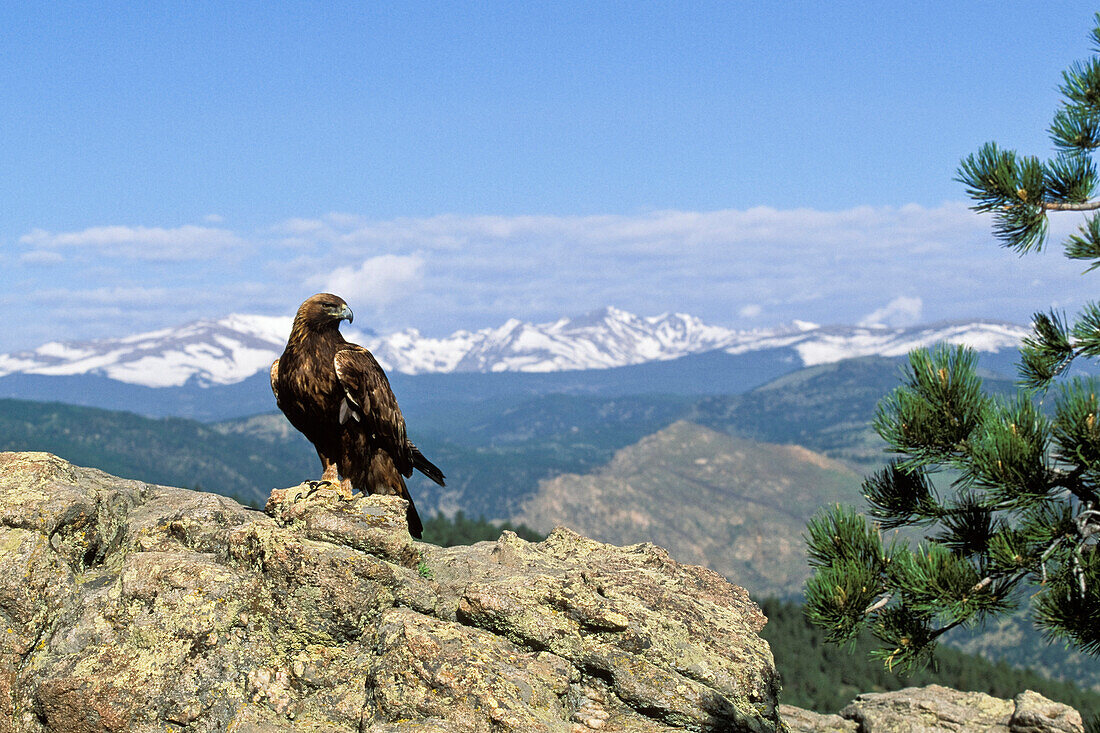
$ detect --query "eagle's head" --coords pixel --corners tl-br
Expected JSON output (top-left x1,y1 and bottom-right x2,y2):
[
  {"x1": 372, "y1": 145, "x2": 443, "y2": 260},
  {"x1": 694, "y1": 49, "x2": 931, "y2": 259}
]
[{"x1": 295, "y1": 293, "x2": 354, "y2": 331}]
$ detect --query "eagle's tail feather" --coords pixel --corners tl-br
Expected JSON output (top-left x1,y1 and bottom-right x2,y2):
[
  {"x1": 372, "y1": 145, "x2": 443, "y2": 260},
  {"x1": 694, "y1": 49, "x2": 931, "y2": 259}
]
[
  {"x1": 405, "y1": 496, "x2": 424, "y2": 539},
  {"x1": 410, "y1": 443, "x2": 445, "y2": 487}
]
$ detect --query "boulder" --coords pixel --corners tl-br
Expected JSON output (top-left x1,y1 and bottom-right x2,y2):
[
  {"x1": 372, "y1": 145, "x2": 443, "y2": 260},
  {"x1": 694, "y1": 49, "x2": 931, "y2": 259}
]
[
  {"x1": 778, "y1": 704, "x2": 857, "y2": 732},
  {"x1": 782, "y1": 684, "x2": 1084, "y2": 733},
  {"x1": 0, "y1": 452, "x2": 783, "y2": 732}
]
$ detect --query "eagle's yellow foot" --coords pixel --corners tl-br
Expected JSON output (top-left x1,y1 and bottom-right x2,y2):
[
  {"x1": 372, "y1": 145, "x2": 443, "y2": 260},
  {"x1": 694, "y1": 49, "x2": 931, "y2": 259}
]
[{"x1": 337, "y1": 479, "x2": 357, "y2": 500}]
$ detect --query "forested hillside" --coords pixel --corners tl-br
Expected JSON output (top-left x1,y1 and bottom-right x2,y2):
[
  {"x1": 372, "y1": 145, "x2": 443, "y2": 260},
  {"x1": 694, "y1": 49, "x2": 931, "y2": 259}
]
[
  {"x1": 0, "y1": 357, "x2": 1024, "y2": 519},
  {"x1": 0, "y1": 398, "x2": 308, "y2": 506},
  {"x1": 760, "y1": 598, "x2": 1100, "y2": 722}
]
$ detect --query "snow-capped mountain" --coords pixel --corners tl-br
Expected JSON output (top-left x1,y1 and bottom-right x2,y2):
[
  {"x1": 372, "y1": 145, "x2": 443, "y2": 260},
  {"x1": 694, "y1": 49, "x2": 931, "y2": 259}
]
[
  {"x1": 0, "y1": 315, "x2": 295, "y2": 389},
  {"x1": 721, "y1": 320, "x2": 1028, "y2": 367},
  {"x1": 370, "y1": 307, "x2": 740, "y2": 375},
  {"x1": 0, "y1": 307, "x2": 1030, "y2": 389}
]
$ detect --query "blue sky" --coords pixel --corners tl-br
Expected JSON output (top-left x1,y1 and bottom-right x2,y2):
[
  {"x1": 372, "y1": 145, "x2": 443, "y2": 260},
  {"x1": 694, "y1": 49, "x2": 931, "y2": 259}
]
[{"x1": 4, "y1": 2, "x2": 1100, "y2": 351}]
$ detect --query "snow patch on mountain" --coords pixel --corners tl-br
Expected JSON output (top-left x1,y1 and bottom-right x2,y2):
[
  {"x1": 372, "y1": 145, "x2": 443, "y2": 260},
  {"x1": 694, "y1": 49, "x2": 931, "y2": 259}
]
[
  {"x1": 0, "y1": 315, "x2": 296, "y2": 388},
  {"x1": 790, "y1": 322, "x2": 1027, "y2": 366},
  {"x1": 0, "y1": 307, "x2": 1031, "y2": 388}
]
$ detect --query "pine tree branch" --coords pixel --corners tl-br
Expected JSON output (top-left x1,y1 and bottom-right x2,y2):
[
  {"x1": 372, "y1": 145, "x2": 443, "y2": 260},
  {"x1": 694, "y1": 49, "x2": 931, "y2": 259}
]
[
  {"x1": 929, "y1": 616, "x2": 969, "y2": 643},
  {"x1": 830, "y1": 11, "x2": 1100, "y2": 668},
  {"x1": 921, "y1": 569, "x2": 1030, "y2": 645},
  {"x1": 1077, "y1": 504, "x2": 1100, "y2": 539},
  {"x1": 1040, "y1": 536, "x2": 1066, "y2": 585},
  {"x1": 1042, "y1": 199, "x2": 1100, "y2": 211},
  {"x1": 1074, "y1": 544, "x2": 1089, "y2": 594},
  {"x1": 1049, "y1": 465, "x2": 1100, "y2": 504},
  {"x1": 864, "y1": 594, "x2": 892, "y2": 615}
]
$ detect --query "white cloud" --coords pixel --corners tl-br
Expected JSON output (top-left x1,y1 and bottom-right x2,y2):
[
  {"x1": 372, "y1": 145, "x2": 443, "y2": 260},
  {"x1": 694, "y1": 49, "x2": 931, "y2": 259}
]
[
  {"x1": 738, "y1": 304, "x2": 763, "y2": 318},
  {"x1": 267, "y1": 202, "x2": 1093, "y2": 336},
  {"x1": 859, "y1": 296, "x2": 924, "y2": 328},
  {"x1": 309, "y1": 254, "x2": 426, "y2": 311},
  {"x1": 20, "y1": 250, "x2": 64, "y2": 265},
  {"x1": 203, "y1": 214, "x2": 224, "y2": 223},
  {"x1": 289, "y1": 202, "x2": 990, "y2": 258},
  {"x1": 19, "y1": 224, "x2": 246, "y2": 261},
  {"x1": 7, "y1": 202, "x2": 1097, "y2": 352},
  {"x1": 278, "y1": 218, "x2": 328, "y2": 235}
]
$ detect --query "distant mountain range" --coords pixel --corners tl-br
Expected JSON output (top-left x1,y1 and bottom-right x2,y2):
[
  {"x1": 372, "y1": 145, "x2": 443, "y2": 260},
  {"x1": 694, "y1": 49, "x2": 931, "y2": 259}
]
[
  {"x1": 0, "y1": 306, "x2": 1028, "y2": 388},
  {"x1": 0, "y1": 355, "x2": 930, "y2": 520}
]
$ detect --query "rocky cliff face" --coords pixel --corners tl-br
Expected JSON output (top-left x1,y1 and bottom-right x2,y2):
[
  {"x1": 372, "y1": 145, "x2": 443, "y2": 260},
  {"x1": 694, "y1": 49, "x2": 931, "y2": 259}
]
[{"x1": 0, "y1": 451, "x2": 782, "y2": 732}]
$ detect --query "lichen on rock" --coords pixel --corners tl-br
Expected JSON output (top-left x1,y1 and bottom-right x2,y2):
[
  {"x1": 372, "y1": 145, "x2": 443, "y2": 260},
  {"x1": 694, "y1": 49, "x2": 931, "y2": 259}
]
[{"x1": 0, "y1": 452, "x2": 784, "y2": 732}]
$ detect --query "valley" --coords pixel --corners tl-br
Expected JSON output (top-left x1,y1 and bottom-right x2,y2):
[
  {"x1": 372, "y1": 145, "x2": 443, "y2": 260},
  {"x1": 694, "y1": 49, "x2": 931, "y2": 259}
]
[{"x1": 514, "y1": 420, "x2": 864, "y2": 598}]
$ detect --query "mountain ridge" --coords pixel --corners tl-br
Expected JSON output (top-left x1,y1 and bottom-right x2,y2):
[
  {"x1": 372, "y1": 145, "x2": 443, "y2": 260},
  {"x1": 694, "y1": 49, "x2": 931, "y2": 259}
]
[
  {"x1": 514, "y1": 420, "x2": 866, "y2": 598},
  {"x1": 0, "y1": 306, "x2": 1028, "y2": 388}
]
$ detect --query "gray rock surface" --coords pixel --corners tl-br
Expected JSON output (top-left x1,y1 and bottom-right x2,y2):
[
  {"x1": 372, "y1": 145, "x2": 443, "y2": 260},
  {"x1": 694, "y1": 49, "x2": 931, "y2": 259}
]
[
  {"x1": 778, "y1": 704, "x2": 857, "y2": 732},
  {"x1": 782, "y1": 684, "x2": 1083, "y2": 733},
  {"x1": 0, "y1": 451, "x2": 783, "y2": 732}
]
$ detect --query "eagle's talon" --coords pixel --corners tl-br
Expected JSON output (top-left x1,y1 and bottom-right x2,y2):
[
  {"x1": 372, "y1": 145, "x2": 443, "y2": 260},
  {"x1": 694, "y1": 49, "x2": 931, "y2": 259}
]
[{"x1": 303, "y1": 479, "x2": 336, "y2": 498}]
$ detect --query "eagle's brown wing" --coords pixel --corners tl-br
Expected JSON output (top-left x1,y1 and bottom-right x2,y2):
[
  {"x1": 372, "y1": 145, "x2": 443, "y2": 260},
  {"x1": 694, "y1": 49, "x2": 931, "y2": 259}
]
[
  {"x1": 269, "y1": 359, "x2": 280, "y2": 404},
  {"x1": 333, "y1": 346, "x2": 412, "y2": 475}
]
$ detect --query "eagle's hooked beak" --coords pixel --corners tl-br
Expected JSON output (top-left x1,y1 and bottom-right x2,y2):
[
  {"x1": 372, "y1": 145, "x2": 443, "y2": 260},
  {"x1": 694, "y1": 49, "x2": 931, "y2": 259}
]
[{"x1": 340, "y1": 305, "x2": 354, "y2": 324}]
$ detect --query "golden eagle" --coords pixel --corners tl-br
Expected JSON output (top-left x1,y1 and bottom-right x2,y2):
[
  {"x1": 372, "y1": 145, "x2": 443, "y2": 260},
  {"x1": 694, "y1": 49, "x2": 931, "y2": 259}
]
[{"x1": 270, "y1": 293, "x2": 444, "y2": 538}]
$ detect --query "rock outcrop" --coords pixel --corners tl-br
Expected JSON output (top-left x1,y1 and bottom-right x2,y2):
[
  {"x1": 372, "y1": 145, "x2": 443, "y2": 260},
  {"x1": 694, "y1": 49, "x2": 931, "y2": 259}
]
[
  {"x1": 782, "y1": 684, "x2": 1084, "y2": 733},
  {"x1": 0, "y1": 451, "x2": 782, "y2": 732}
]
